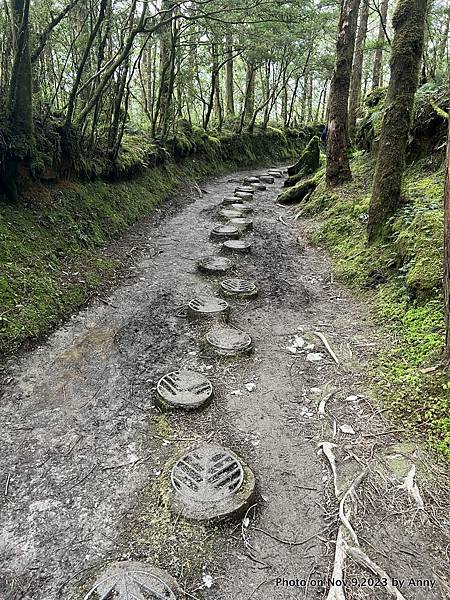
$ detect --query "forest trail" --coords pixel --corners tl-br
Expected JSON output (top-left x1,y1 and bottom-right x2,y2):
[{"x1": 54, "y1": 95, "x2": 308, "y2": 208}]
[{"x1": 0, "y1": 169, "x2": 449, "y2": 600}]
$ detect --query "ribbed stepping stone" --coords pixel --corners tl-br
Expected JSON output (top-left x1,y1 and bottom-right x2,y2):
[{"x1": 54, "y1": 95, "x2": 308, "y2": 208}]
[
  {"x1": 84, "y1": 561, "x2": 181, "y2": 599},
  {"x1": 244, "y1": 176, "x2": 260, "y2": 184},
  {"x1": 197, "y1": 256, "x2": 234, "y2": 274},
  {"x1": 156, "y1": 370, "x2": 213, "y2": 410},
  {"x1": 187, "y1": 297, "x2": 230, "y2": 321},
  {"x1": 234, "y1": 186, "x2": 255, "y2": 194},
  {"x1": 234, "y1": 191, "x2": 253, "y2": 200},
  {"x1": 220, "y1": 278, "x2": 258, "y2": 299},
  {"x1": 169, "y1": 444, "x2": 256, "y2": 522},
  {"x1": 260, "y1": 174, "x2": 274, "y2": 184},
  {"x1": 220, "y1": 208, "x2": 244, "y2": 220},
  {"x1": 228, "y1": 217, "x2": 253, "y2": 231},
  {"x1": 210, "y1": 224, "x2": 241, "y2": 240},
  {"x1": 230, "y1": 203, "x2": 253, "y2": 214},
  {"x1": 206, "y1": 325, "x2": 253, "y2": 356},
  {"x1": 251, "y1": 183, "x2": 266, "y2": 191},
  {"x1": 222, "y1": 239, "x2": 253, "y2": 254},
  {"x1": 222, "y1": 196, "x2": 243, "y2": 205}
]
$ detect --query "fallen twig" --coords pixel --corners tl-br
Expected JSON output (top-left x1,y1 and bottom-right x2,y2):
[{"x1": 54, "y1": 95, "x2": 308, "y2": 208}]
[
  {"x1": 318, "y1": 442, "x2": 340, "y2": 497},
  {"x1": 400, "y1": 465, "x2": 424, "y2": 510},
  {"x1": 314, "y1": 331, "x2": 339, "y2": 364},
  {"x1": 346, "y1": 545, "x2": 407, "y2": 600}
]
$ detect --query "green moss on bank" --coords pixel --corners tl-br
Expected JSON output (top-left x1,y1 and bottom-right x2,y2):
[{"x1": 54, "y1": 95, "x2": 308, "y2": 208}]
[
  {"x1": 304, "y1": 154, "x2": 449, "y2": 461},
  {"x1": 0, "y1": 128, "x2": 305, "y2": 356}
]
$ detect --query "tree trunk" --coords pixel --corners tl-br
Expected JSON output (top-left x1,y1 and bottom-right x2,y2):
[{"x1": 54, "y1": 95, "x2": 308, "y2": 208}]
[
  {"x1": 372, "y1": 0, "x2": 389, "y2": 89},
  {"x1": 225, "y1": 31, "x2": 235, "y2": 116},
  {"x1": 348, "y1": 0, "x2": 370, "y2": 141},
  {"x1": 243, "y1": 61, "x2": 255, "y2": 124},
  {"x1": 444, "y1": 86, "x2": 450, "y2": 357},
  {"x1": 367, "y1": 0, "x2": 428, "y2": 242},
  {"x1": 325, "y1": 0, "x2": 361, "y2": 187},
  {"x1": 156, "y1": 0, "x2": 175, "y2": 138},
  {"x1": 2, "y1": 0, "x2": 33, "y2": 200}
]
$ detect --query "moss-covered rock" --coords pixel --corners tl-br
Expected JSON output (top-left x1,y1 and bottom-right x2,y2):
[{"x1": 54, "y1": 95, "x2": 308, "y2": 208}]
[
  {"x1": 277, "y1": 177, "x2": 317, "y2": 205},
  {"x1": 286, "y1": 136, "x2": 320, "y2": 185}
]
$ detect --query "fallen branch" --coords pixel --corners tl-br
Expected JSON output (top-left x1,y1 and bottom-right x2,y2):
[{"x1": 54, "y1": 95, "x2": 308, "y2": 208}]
[
  {"x1": 318, "y1": 442, "x2": 340, "y2": 497},
  {"x1": 400, "y1": 465, "x2": 424, "y2": 510},
  {"x1": 314, "y1": 331, "x2": 339, "y2": 364},
  {"x1": 346, "y1": 545, "x2": 407, "y2": 600}
]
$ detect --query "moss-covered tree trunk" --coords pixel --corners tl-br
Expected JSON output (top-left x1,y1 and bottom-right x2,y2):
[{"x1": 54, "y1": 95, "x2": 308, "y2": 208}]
[
  {"x1": 1, "y1": 0, "x2": 33, "y2": 201},
  {"x1": 372, "y1": 0, "x2": 389, "y2": 89},
  {"x1": 444, "y1": 99, "x2": 450, "y2": 358},
  {"x1": 225, "y1": 31, "x2": 235, "y2": 117},
  {"x1": 326, "y1": 0, "x2": 361, "y2": 187},
  {"x1": 348, "y1": 0, "x2": 369, "y2": 141},
  {"x1": 367, "y1": 0, "x2": 428, "y2": 242}
]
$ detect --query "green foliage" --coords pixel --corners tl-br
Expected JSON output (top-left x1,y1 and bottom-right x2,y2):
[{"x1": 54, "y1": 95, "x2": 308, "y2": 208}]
[{"x1": 306, "y1": 153, "x2": 449, "y2": 460}]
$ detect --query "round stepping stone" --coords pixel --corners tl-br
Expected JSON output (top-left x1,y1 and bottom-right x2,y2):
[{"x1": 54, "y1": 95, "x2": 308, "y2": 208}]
[
  {"x1": 210, "y1": 224, "x2": 241, "y2": 240},
  {"x1": 234, "y1": 186, "x2": 255, "y2": 194},
  {"x1": 206, "y1": 324, "x2": 252, "y2": 356},
  {"x1": 84, "y1": 561, "x2": 181, "y2": 599},
  {"x1": 222, "y1": 239, "x2": 253, "y2": 254},
  {"x1": 187, "y1": 297, "x2": 230, "y2": 321},
  {"x1": 220, "y1": 278, "x2": 258, "y2": 299},
  {"x1": 228, "y1": 217, "x2": 253, "y2": 231},
  {"x1": 260, "y1": 174, "x2": 274, "y2": 184},
  {"x1": 234, "y1": 191, "x2": 253, "y2": 200},
  {"x1": 268, "y1": 169, "x2": 283, "y2": 178},
  {"x1": 197, "y1": 256, "x2": 233, "y2": 275},
  {"x1": 230, "y1": 203, "x2": 253, "y2": 214},
  {"x1": 251, "y1": 183, "x2": 266, "y2": 191},
  {"x1": 219, "y1": 208, "x2": 244, "y2": 220},
  {"x1": 244, "y1": 176, "x2": 260, "y2": 184},
  {"x1": 169, "y1": 444, "x2": 256, "y2": 522},
  {"x1": 156, "y1": 370, "x2": 213, "y2": 410},
  {"x1": 222, "y1": 196, "x2": 243, "y2": 205}
]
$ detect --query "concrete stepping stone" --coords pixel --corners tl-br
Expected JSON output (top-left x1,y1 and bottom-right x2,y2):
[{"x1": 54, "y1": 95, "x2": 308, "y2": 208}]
[
  {"x1": 234, "y1": 186, "x2": 255, "y2": 194},
  {"x1": 228, "y1": 217, "x2": 253, "y2": 231},
  {"x1": 169, "y1": 444, "x2": 256, "y2": 522},
  {"x1": 156, "y1": 370, "x2": 213, "y2": 410},
  {"x1": 220, "y1": 278, "x2": 258, "y2": 299},
  {"x1": 230, "y1": 203, "x2": 253, "y2": 214},
  {"x1": 221, "y1": 239, "x2": 253, "y2": 254},
  {"x1": 219, "y1": 208, "x2": 245, "y2": 220},
  {"x1": 206, "y1": 324, "x2": 253, "y2": 356},
  {"x1": 259, "y1": 174, "x2": 274, "y2": 184},
  {"x1": 251, "y1": 183, "x2": 266, "y2": 191},
  {"x1": 210, "y1": 224, "x2": 241, "y2": 240},
  {"x1": 187, "y1": 297, "x2": 230, "y2": 321},
  {"x1": 222, "y1": 196, "x2": 243, "y2": 205},
  {"x1": 234, "y1": 191, "x2": 253, "y2": 200},
  {"x1": 268, "y1": 169, "x2": 283, "y2": 178},
  {"x1": 84, "y1": 561, "x2": 181, "y2": 599},
  {"x1": 243, "y1": 176, "x2": 260, "y2": 184},
  {"x1": 197, "y1": 256, "x2": 234, "y2": 275}
]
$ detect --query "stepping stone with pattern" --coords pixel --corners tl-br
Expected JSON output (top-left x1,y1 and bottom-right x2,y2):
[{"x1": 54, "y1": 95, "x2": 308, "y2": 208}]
[{"x1": 156, "y1": 370, "x2": 214, "y2": 410}]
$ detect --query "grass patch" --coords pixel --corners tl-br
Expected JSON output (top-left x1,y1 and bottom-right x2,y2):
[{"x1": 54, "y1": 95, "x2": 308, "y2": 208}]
[{"x1": 305, "y1": 153, "x2": 449, "y2": 461}]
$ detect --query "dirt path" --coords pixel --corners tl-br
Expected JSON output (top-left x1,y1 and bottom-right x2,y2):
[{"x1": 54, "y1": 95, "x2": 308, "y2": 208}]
[{"x1": 0, "y1": 168, "x2": 449, "y2": 600}]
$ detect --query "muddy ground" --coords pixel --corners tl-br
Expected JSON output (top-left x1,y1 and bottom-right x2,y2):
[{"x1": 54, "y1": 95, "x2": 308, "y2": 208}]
[{"x1": 0, "y1": 167, "x2": 449, "y2": 600}]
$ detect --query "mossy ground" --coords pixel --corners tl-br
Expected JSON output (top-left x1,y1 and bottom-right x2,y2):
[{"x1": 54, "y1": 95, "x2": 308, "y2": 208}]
[
  {"x1": 0, "y1": 128, "x2": 305, "y2": 356},
  {"x1": 303, "y1": 152, "x2": 449, "y2": 461}
]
